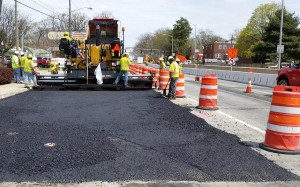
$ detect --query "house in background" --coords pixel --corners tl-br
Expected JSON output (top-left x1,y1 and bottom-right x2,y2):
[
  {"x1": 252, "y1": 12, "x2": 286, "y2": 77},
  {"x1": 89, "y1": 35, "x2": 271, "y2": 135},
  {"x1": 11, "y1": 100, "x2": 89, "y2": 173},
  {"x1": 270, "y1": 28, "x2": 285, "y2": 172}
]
[{"x1": 203, "y1": 41, "x2": 234, "y2": 63}]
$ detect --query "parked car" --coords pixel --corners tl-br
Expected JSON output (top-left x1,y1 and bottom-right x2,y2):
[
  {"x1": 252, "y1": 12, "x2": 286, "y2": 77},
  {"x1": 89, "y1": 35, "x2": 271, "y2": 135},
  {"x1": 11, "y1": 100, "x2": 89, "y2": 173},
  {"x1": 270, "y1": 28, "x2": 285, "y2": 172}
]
[
  {"x1": 184, "y1": 60, "x2": 192, "y2": 64},
  {"x1": 36, "y1": 57, "x2": 50, "y2": 68},
  {"x1": 1, "y1": 56, "x2": 12, "y2": 68},
  {"x1": 277, "y1": 61, "x2": 300, "y2": 86}
]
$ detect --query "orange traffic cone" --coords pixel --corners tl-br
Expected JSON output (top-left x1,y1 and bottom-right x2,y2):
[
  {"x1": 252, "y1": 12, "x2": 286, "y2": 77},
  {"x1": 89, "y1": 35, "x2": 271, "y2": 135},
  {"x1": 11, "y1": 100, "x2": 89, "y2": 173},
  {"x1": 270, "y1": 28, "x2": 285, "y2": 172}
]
[{"x1": 245, "y1": 78, "x2": 252, "y2": 93}]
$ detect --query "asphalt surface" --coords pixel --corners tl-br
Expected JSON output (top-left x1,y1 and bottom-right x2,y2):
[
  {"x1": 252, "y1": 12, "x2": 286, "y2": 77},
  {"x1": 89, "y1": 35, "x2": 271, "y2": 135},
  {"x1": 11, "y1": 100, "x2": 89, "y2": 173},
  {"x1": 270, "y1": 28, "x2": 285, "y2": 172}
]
[{"x1": 0, "y1": 90, "x2": 299, "y2": 183}]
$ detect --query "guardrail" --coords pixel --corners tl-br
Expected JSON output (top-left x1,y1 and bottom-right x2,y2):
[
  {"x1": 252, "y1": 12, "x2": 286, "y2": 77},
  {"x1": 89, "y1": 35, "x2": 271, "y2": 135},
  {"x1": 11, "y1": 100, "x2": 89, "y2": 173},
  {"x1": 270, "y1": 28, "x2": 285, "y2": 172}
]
[{"x1": 148, "y1": 64, "x2": 277, "y2": 88}]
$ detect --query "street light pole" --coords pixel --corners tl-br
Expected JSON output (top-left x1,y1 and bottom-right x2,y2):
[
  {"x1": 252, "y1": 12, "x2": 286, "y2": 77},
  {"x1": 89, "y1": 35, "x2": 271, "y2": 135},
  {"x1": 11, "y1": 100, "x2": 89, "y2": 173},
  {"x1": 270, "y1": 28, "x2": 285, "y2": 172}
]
[
  {"x1": 163, "y1": 34, "x2": 173, "y2": 56},
  {"x1": 191, "y1": 24, "x2": 197, "y2": 61},
  {"x1": 15, "y1": 0, "x2": 19, "y2": 51},
  {"x1": 278, "y1": 0, "x2": 284, "y2": 70},
  {"x1": 69, "y1": 0, "x2": 71, "y2": 36}
]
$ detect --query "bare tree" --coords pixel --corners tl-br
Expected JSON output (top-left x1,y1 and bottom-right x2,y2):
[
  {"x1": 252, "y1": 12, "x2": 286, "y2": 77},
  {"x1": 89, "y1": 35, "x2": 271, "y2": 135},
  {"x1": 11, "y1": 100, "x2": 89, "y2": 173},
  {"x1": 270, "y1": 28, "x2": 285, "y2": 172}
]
[
  {"x1": 197, "y1": 29, "x2": 225, "y2": 47},
  {"x1": 95, "y1": 11, "x2": 114, "y2": 18},
  {"x1": 0, "y1": 4, "x2": 32, "y2": 53}
]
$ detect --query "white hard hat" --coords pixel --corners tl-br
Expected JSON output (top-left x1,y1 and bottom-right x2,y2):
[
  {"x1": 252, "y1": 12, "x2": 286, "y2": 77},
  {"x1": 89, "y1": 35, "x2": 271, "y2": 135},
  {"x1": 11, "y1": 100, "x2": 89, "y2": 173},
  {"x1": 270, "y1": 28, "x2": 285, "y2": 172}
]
[
  {"x1": 168, "y1": 56, "x2": 174, "y2": 60},
  {"x1": 14, "y1": 51, "x2": 19, "y2": 55},
  {"x1": 20, "y1": 52, "x2": 24, "y2": 55},
  {"x1": 159, "y1": 57, "x2": 164, "y2": 61},
  {"x1": 176, "y1": 58, "x2": 180, "y2": 62}
]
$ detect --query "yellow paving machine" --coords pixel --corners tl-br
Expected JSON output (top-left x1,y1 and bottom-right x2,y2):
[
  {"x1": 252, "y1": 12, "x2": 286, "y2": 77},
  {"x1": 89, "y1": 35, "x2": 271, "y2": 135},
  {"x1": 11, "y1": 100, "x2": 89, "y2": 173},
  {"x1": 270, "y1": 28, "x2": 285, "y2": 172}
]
[{"x1": 36, "y1": 18, "x2": 152, "y2": 90}]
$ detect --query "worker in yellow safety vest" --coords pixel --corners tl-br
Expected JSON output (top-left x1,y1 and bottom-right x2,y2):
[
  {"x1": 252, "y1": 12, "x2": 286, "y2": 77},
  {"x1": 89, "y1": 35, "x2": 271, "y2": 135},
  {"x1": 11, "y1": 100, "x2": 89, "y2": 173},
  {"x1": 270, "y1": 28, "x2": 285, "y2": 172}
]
[
  {"x1": 11, "y1": 51, "x2": 21, "y2": 83},
  {"x1": 19, "y1": 52, "x2": 27, "y2": 83},
  {"x1": 114, "y1": 53, "x2": 131, "y2": 87},
  {"x1": 159, "y1": 57, "x2": 165, "y2": 71},
  {"x1": 168, "y1": 56, "x2": 179, "y2": 100},
  {"x1": 176, "y1": 58, "x2": 182, "y2": 74},
  {"x1": 49, "y1": 61, "x2": 59, "y2": 74},
  {"x1": 23, "y1": 54, "x2": 37, "y2": 88}
]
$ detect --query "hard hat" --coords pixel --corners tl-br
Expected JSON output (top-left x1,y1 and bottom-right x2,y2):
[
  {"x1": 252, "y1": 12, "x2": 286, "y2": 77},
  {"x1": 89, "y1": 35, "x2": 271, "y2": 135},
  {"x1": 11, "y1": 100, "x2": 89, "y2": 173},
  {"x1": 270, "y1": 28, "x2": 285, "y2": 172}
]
[
  {"x1": 159, "y1": 57, "x2": 164, "y2": 61},
  {"x1": 27, "y1": 54, "x2": 33, "y2": 59},
  {"x1": 20, "y1": 52, "x2": 24, "y2": 56},
  {"x1": 168, "y1": 56, "x2": 174, "y2": 60},
  {"x1": 14, "y1": 51, "x2": 19, "y2": 55},
  {"x1": 50, "y1": 61, "x2": 55, "y2": 67},
  {"x1": 64, "y1": 31, "x2": 69, "y2": 36},
  {"x1": 176, "y1": 58, "x2": 180, "y2": 62}
]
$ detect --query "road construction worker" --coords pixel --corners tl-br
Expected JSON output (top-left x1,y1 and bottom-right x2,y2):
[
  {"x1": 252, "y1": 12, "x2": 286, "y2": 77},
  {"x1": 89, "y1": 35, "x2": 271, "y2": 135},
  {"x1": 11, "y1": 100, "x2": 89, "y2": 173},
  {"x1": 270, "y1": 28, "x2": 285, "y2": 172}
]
[
  {"x1": 159, "y1": 57, "x2": 165, "y2": 71},
  {"x1": 23, "y1": 54, "x2": 37, "y2": 88},
  {"x1": 19, "y1": 52, "x2": 26, "y2": 83},
  {"x1": 176, "y1": 58, "x2": 182, "y2": 74},
  {"x1": 168, "y1": 56, "x2": 179, "y2": 100},
  {"x1": 114, "y1": 53, "x2": 131, "y2": 87},
  {"x1": 62, "y1": 31, "x2": 71, "y2": 41},
  {"x1": 11, "y1": 51, "x2": 21, "y2": 83},
  {"x1": 49, "y1": 61, "x2": 59, "y2": 74},
  {"x1": 59, "y1": 31, "x2": 71, "y2": 58}
]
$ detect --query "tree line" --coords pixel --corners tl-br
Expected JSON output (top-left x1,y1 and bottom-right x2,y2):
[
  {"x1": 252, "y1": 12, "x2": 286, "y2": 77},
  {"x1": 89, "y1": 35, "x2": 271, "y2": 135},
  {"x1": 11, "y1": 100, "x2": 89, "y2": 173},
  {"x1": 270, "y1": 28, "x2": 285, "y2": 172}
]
[{"x1": 0, "y1": 4, "x2": 112, "y2": 54}]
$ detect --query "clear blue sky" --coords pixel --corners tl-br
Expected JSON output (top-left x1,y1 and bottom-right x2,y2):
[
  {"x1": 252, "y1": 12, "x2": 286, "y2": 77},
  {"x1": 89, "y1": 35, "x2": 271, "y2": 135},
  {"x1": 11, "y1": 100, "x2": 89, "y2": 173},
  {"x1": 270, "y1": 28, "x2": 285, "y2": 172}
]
[{"x1": 3, "y1": 0, "x2": 300, "y2": 48}]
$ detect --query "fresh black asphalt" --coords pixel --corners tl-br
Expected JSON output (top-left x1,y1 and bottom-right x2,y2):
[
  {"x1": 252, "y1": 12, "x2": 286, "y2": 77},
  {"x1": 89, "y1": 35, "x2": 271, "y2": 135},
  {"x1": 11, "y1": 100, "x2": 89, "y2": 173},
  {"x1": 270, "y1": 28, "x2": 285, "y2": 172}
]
[{"x1": 0, "y1": 90, "x2": 299, "y2": 183}]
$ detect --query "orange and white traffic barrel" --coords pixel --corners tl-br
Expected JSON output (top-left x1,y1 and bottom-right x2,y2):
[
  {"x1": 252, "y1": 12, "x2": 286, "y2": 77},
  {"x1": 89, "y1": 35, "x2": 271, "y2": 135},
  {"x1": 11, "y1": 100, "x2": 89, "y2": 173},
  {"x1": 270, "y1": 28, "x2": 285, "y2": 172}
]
[
  {"x1": 143, "y1": 67, "x2": 149, "y2": 75},
  {"x1": 152, "y1": 69, "x2": 160, "y2": 88},
  {"x1": 176, "y1": 74, "x2": 185, "y2": 98},
  {"x1": 158, "y1": 70, "x2": 169, "y2": 90},
  {"x1": 139, "y1": 66, "x2": 143, "y2": 75},
  {"x1": 197, "y1": 74, "x2": 218, "y2": 110},
  {"x1": 260, "y1": 86, "x2": 300, "y2": 154}
]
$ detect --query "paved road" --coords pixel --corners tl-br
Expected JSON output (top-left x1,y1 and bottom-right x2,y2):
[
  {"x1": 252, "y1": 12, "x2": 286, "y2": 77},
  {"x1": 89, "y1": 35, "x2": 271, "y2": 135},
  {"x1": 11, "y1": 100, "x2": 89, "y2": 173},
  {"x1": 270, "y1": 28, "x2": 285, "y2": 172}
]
[
  {"x1": 184, "y1": 74, "x2": 273, "y2": 133},
  {"x1": 0, "y1": 89, "x2": 299, "y2": 186}
]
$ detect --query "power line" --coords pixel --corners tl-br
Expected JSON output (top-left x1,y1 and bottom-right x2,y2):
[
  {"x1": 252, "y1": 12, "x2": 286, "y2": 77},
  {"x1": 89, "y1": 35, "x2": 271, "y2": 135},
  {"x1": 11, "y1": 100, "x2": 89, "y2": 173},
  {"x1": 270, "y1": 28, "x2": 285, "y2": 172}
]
[
  {"x1": 16, "y1": 0, "x2": 60, "y2": 20},
  {"x1": 31, "y1": 0, "x2": 58, "y2": 14}
]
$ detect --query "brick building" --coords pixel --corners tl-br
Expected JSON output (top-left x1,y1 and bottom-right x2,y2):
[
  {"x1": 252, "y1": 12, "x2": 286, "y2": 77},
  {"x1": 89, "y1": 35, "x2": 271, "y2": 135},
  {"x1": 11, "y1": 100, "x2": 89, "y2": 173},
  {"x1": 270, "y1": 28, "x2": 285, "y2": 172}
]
[{"x1": 203, "y1": 41, "x2": 234, "y2": 62}]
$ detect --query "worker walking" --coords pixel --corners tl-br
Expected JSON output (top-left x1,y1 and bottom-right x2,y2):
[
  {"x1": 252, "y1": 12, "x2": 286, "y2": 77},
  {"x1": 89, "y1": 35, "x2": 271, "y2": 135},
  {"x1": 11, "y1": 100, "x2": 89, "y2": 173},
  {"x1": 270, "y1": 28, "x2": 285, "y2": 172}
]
[
  {"x1": 23, "y1": 54, "x2": 37, "y2": 88},
  {"x1": 11, "y1": 51, "x2": 21, "y2": 83},
  {"x1": 168, "y1": 56, "x2": 179, "y2": 100},
  {"x1": 159, "y1": 57, "x2": 165, "y2": 71},
  {"x1": 114, "y1": 53, "x2": 131, "y2": 87},
  {"x1": 19, "y1": 52, "x2": 26, "y2": 83}
]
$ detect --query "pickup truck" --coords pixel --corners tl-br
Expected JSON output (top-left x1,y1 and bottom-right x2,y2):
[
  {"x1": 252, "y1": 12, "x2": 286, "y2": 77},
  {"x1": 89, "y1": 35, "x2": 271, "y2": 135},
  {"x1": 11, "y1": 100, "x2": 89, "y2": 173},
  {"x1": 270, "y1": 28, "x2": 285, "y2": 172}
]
[
  {"x1": 37, "y1": 57, "x2": 50, "y2": 68},
  {"x1": 277, "y1": 61, "x2": 300, "y2": 86}
]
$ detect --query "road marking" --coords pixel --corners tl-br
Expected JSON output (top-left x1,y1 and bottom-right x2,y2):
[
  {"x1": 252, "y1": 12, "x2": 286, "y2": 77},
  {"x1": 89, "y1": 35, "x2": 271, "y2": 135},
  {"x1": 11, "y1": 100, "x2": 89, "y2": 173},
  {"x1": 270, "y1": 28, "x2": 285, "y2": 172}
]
[{"x1": 188, "y1": 97, "x2": 266, "y2": 134}]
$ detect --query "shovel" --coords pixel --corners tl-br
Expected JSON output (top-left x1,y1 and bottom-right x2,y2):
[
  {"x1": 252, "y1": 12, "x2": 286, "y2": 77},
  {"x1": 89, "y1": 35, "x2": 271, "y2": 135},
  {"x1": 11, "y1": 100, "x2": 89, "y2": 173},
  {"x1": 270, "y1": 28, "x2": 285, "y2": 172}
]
[{"x1": 163, "y1": 79, "x2": 170, "y2": 96}]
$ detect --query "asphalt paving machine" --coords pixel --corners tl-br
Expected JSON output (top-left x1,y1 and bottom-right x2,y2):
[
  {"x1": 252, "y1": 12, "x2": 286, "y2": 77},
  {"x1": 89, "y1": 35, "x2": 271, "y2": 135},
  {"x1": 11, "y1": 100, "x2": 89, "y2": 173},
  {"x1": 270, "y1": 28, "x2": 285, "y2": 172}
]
[{"x1": 35, "y1": 18, "x2": 152, "y2": 90}]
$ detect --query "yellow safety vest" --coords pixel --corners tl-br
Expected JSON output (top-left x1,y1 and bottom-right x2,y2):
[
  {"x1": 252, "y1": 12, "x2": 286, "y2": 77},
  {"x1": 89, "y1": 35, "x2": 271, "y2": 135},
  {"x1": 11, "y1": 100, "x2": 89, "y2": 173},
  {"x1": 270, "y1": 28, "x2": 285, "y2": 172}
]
[
  {"x1": 24, "y1": 59, "x2": 35, "y2": 73},
  {"x1": 20, "y1": 56, "x2": 27, "y2": 68},
  {"x1": 120, "y1": 57, "x2": 131, "y2": 71},
  {"x1": 169, "y1": 62, "x2": 179, "y2": 78},
  {"x1": 179, "y1": 65, "x2": 182, "y2": 74},
  {"x1": 159, "y1": 61, "x2": 165, "y2": 70},
  {"x1": 11, "y1": 55, "x2": 20, "y2": 69}
]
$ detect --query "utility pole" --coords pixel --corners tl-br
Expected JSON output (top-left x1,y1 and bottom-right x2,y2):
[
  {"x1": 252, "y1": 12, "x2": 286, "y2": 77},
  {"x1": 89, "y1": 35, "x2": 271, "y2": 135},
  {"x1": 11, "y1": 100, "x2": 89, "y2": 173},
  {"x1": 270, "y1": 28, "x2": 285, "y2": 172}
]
[
  {"x1": 278, "y1": 0, "x2": 284, "y2": 70},
  {"x1": 0, "y1": 0, "x2": 3, "y2": 15},
  {"x1": 69, "y1": 0, "x2": 71, "y2": 36},
  {"x1": 21, "y1": 32, "x2": 24, "y2": 52},
  {"x1": 15, "y1": 0, "x2": 19, "y2": 51}
]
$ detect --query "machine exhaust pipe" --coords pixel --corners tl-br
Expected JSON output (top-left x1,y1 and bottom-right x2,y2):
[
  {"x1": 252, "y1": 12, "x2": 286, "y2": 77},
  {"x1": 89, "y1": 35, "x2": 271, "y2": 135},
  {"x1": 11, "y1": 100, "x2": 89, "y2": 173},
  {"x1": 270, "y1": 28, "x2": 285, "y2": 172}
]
[{"x1": 96, "y1": 25, "x2": 100, "y2": 46}]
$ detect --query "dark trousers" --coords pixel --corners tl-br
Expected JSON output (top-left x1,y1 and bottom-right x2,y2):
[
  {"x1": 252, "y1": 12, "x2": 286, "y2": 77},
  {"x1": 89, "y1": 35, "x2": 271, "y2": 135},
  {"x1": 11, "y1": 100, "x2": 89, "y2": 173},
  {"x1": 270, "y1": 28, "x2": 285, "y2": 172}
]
[{"x1": 169, "y1": 78, "x2": 178, "y2": 96}]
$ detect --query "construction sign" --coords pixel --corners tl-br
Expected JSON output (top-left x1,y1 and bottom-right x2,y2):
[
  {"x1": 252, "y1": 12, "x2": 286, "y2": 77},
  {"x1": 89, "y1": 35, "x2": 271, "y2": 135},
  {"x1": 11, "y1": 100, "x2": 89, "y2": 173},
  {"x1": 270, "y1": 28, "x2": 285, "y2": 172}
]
[{"x1": 228, "y1": 48, "x2": 238, "y2": 58}]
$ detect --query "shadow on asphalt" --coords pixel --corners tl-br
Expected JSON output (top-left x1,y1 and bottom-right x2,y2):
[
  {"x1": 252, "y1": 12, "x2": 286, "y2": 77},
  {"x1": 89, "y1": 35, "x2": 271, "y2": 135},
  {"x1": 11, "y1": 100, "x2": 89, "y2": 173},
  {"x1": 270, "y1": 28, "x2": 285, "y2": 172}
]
[{"x1": 0, "y1": 90, "x2": 299, "y2": 183}]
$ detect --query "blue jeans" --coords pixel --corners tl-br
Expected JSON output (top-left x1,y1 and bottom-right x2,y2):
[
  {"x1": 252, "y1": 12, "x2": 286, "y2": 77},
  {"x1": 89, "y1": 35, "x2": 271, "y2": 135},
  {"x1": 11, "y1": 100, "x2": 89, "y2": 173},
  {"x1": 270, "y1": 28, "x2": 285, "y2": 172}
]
[
  {"x1": 114, "y1": 70, "x2": 129, "y2": 86},
  {"x1": 13, "y1": 68, "x2": 21, "y2": 83},
  {"x1": 169, "y1": 78, "x2": 178, "y2": 96},
  {"x1": 24, "y1": 72, "x2": 37, "y2": 86}
]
